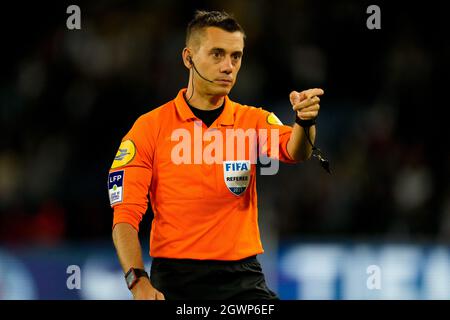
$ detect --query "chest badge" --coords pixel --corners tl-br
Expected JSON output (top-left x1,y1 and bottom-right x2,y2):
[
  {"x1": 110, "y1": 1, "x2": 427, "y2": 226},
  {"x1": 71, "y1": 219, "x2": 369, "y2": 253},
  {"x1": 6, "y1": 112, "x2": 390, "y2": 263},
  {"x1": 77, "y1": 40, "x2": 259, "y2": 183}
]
[{"x1": 223, "y1": 160, "x2": 251, "y2": 196}]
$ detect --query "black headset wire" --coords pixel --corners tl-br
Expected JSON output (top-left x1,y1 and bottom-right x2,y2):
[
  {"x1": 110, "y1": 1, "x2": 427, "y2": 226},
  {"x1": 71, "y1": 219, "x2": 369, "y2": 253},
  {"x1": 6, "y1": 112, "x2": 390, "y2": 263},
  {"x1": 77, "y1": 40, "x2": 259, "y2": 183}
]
[{"x1": 186, "y1": 60, "x2": 195, "y2": 103}]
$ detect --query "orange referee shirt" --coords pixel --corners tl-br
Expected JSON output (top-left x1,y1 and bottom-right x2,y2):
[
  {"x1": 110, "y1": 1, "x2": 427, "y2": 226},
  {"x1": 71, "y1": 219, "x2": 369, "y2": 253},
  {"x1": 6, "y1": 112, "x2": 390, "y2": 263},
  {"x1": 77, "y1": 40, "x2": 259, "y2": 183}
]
[{"x1": 108, "y1": 88, "x2": 298, "y2": 260}]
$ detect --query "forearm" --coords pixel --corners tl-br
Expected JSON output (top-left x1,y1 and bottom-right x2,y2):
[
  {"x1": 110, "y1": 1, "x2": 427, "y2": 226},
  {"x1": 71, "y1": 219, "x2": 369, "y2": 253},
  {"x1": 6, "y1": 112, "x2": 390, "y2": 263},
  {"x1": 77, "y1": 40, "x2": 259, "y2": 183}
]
[
  {"x1": 112, "y1": 222, "x2": 145, "y2": 272},
  {"x1": 286, "y1": 123, "x2": 316, "y2": 162}
]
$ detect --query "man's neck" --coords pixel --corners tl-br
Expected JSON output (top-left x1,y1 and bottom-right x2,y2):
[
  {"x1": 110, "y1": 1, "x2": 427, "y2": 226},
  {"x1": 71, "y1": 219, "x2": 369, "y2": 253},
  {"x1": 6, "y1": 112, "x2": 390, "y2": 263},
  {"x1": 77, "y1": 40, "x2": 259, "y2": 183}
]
[{"x1": 185, "y1": 89, "x2": 225, "y2": 111}]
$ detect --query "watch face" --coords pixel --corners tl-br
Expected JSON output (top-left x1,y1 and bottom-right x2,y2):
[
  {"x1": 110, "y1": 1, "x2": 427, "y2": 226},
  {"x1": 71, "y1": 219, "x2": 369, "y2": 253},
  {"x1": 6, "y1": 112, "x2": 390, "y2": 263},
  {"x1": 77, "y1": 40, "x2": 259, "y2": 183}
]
[
  {"x1": 125, "y1": 268, "x2": 148, "y2": 290},
  {"x1": 126, "y1": 269, "x2": 137, "y2": 289}
]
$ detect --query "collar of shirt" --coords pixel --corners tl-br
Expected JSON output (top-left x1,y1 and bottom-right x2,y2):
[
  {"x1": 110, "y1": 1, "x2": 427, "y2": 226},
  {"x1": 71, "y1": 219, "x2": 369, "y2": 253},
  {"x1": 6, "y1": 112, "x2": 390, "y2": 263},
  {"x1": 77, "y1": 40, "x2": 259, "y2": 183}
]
[{"x1": 174, "y1": 88, "x2": 235, "y2": 128}]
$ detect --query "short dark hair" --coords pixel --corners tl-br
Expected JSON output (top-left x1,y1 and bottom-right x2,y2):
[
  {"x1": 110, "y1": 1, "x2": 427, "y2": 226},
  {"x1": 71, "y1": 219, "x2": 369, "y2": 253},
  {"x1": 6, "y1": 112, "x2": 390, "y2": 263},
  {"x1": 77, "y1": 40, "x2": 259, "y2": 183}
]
[{"x1": 186, "y1": 10, "x2": 246, "y2": 47}]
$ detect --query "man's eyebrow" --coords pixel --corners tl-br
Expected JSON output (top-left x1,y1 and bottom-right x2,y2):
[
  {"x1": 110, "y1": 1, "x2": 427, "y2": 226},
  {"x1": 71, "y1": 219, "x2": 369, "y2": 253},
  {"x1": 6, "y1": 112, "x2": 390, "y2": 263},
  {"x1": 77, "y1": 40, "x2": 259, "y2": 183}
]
[
  {"x1": 209, "y1": 48, "x2": 243, "y2": 55},
  {"x1": 209, "y1": 47, "x2": 226, "y2": 53}
]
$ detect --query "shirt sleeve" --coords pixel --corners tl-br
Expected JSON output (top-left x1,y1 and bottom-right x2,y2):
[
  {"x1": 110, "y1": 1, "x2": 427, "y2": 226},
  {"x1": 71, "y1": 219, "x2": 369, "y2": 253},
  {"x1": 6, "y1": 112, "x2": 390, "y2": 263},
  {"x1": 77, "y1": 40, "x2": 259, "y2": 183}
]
[
  {"x1": 108, "y1": 114, "x2": 155, "y2": 232},
  {"x1": 256, "y1": 108, "x2": 299, "y2": 164}
]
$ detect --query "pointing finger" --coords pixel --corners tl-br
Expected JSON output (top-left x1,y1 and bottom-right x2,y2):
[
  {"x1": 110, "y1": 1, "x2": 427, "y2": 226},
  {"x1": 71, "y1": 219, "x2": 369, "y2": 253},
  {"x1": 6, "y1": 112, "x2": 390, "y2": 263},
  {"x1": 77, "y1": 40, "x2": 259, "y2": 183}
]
[{"x1": 301, "y1": 88, "x2": 324, "y2": 99}]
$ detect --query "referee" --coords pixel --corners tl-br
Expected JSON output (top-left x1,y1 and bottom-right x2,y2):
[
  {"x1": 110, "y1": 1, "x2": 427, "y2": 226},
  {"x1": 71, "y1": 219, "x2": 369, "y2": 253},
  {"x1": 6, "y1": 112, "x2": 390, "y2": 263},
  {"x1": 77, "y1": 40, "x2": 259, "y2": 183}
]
[{"x1": 109, "y1": 10, "x2": 324, "y2": 300}]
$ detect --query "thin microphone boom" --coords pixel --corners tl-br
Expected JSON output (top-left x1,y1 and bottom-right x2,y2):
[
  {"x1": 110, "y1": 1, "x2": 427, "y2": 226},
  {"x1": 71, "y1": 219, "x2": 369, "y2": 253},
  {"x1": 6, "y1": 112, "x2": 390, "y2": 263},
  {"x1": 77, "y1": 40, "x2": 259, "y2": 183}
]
[{"x1": 192, "y1": 62, "x2": 214, "y2": 83}]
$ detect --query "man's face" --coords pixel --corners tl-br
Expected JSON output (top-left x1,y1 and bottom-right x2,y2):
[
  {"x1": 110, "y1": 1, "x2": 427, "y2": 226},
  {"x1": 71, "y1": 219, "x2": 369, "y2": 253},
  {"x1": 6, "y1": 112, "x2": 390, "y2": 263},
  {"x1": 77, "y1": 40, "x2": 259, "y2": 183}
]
[{"x1": 190, "y1": 27, "x2": 244, "y2": 96}]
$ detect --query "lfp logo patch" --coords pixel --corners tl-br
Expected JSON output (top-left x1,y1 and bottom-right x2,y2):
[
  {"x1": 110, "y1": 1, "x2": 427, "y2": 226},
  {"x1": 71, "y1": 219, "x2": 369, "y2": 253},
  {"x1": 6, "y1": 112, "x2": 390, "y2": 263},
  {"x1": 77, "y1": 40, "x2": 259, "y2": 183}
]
[
  {"x1": 108, "y1": 170, "x2": 124, "y2": 205},
  {"x1": 223, "y1": 160, "x2": 251, "y2": 196}
]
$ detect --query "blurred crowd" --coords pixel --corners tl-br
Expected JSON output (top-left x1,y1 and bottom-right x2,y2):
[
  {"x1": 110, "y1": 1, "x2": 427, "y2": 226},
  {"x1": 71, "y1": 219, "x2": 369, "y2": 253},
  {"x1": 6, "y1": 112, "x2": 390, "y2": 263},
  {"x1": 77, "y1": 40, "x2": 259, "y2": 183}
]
[{"x1": 1, "y1": 0, "x2": 449, "y2": 245}]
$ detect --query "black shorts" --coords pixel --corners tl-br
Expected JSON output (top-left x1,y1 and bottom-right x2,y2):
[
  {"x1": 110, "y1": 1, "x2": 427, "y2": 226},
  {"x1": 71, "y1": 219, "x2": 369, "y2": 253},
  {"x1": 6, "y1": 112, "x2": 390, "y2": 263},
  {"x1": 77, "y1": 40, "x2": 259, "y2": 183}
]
[{"x1": 150, "y1": 255, "x2": 279, "y2": 300}]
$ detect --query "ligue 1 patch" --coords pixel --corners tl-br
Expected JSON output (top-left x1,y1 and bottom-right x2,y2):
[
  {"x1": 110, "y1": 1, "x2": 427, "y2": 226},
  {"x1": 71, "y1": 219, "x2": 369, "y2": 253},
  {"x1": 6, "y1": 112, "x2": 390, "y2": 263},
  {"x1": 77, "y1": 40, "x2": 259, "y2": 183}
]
[
  {"x1": 111, "y1": 140, "x2": 136, "y2": 169},
  {"x1": 223, "y1": 160, "x2": 251, "y2": 196},
  {"x1": 108, "y1": 170, "x2": 124, "y2": 205},
  {"x1": 266, "y1": 113, "x2": 283, "y2": 126}
]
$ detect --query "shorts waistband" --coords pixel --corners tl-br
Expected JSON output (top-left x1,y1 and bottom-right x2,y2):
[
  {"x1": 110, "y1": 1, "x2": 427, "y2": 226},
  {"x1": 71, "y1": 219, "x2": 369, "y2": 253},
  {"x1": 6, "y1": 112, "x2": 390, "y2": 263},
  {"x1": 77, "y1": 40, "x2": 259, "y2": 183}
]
[{"x1": 151, "y1": 255, "x2": 257, "y2": 266}]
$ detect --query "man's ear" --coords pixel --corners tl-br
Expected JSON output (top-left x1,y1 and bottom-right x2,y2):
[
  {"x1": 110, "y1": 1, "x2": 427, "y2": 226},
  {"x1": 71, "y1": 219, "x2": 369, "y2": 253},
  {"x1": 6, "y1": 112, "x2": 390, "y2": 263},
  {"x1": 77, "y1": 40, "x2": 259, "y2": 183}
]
[{"x1": 182, "y1": 48, "x2": 193, "y2": 68}]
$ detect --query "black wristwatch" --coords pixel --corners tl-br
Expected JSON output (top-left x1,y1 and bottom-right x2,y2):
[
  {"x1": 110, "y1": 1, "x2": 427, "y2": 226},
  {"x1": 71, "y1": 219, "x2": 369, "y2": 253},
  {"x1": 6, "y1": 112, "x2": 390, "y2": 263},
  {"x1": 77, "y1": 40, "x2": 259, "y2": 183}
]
[
  {"x1": 295, "y1": 115, "x2": 317, "y2": 128},
  {"x1": 125, "y1": 268, "x2": 149, "y2": 290}
]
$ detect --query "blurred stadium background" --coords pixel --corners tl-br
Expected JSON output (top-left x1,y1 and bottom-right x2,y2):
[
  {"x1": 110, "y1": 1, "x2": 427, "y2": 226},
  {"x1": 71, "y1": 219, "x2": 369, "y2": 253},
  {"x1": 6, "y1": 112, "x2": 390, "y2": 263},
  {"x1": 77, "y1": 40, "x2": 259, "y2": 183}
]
[{"x1": 1, "y1": 0, "x2": 449, "y2": 299}]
